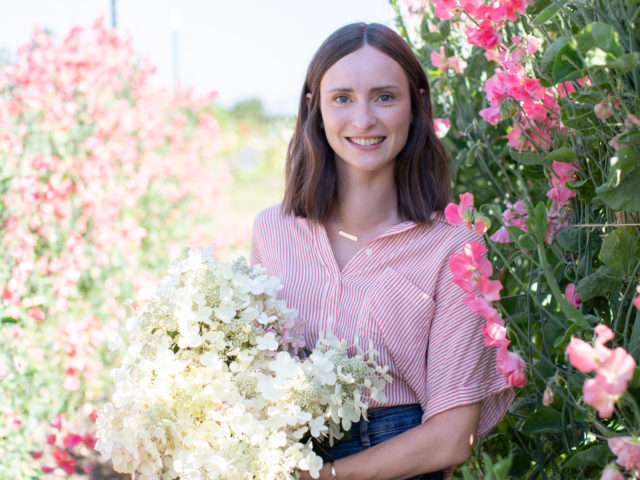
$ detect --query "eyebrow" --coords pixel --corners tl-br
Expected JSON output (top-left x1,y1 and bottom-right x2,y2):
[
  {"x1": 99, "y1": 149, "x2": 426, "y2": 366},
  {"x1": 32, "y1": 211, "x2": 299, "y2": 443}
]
[{"x1": 326, "y1": 85, "x2": 400, "y2": 93}]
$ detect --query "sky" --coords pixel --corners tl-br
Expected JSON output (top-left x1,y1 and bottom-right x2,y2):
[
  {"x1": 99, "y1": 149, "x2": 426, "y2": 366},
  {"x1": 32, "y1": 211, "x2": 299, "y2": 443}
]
[{"x1": 2, "y1": 0, "x2": 397, "y2": 115}]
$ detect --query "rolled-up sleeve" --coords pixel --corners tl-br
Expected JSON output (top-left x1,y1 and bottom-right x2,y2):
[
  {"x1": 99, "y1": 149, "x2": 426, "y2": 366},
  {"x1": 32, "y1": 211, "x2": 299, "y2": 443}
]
[{"x1": 422, "y1": 238, "x2": 513, "y2": 435}]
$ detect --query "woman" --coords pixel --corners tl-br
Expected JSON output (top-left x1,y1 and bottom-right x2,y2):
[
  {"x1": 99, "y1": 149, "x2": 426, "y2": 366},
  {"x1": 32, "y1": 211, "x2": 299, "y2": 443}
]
[{"x1": 251, "y1": 23, "x2": 513, "y2": 480}]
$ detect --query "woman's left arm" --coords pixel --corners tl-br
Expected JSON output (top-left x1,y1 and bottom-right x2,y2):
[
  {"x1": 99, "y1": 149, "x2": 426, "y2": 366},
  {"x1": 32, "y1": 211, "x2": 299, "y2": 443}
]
[{"x1": 300, "y1": 401, "x2": 481, "y2": 480}]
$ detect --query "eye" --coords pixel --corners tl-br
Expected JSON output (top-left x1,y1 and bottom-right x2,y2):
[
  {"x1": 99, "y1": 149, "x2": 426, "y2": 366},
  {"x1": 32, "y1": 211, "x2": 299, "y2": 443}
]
[
  {"x1": 334, "y1": 94, "x2": 350, "y2": 105},
  {"x1": 378, "y1": 93, "x2": 394, "y2": 103}
]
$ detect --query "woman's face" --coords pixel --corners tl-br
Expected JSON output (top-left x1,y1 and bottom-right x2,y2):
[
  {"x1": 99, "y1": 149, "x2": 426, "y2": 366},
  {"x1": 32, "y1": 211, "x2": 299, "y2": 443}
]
[{"x1": 317, "y1": 45, "x2": 413, "y2": 178}]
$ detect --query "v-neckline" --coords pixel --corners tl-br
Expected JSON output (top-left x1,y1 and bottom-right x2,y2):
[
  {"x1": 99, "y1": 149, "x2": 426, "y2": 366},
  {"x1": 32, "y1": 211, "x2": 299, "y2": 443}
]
[{"x1": 313, "y1": 220, "x2": 417, "y2": 276}]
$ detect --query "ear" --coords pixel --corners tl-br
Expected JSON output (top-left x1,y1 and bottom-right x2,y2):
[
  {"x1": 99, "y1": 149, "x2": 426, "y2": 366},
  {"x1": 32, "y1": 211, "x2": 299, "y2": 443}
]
[
  {"x1": 419, "y1": 88, "x2": 426, "y2": 99},
  {"x1": 305, "y1": 92, "x2": 312, "y2": 110}
]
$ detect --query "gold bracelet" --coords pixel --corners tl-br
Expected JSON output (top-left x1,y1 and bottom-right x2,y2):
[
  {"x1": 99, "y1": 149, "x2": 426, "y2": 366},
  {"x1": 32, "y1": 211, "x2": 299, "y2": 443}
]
[{"x1": 330, "y1": 461, "x2": 337, "y2": 480}]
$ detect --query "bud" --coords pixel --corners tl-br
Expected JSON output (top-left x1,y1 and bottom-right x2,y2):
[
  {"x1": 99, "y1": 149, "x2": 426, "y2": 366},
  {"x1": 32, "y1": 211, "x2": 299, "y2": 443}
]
[{"x1": 542, "y1": 386, "x2": 554, "y2": 406}]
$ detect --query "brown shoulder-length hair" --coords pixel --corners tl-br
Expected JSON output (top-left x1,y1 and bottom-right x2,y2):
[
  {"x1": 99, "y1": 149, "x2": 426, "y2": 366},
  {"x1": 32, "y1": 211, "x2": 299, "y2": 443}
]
[{"x1": 283, "y1": 22, "x2": 450, "y2": 224}]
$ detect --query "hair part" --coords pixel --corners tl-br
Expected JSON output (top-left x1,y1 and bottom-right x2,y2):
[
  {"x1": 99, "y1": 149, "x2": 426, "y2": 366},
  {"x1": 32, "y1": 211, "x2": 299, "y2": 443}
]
[{"x1": 283, "y1": 22, "x2": 450, "y2": 224}]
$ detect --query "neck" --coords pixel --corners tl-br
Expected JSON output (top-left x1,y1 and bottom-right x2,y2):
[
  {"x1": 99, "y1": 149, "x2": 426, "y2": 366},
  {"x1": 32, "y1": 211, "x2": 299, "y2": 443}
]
[{"x1": 330, "y1": 165, "x2": 400, "y2": 235}]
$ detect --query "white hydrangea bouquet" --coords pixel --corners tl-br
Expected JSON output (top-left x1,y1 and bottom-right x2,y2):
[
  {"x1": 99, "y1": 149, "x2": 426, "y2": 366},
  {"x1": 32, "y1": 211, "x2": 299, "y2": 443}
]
[{"x1": 95, "y1": 248, "x2": 391, "y2": 480}]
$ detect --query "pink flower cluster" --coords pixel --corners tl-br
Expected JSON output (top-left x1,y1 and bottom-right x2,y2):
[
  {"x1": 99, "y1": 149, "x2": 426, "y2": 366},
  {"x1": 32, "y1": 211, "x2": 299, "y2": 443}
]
[
  {"x1": 33, "y1": 411, "x2": 97, "y2": 475},
  {"x1": 430, "y1": 46, "x2": 467, "y2": 73},
  {"x1": 566, "y1": 324, "x2": 636, "y2": 418},
  {"x1": 446, "y1": 193, "x2": 527, "y2": 387},
  {"x1": 0, "y1": 18, "x2": 233, "y2": 398},
  {"x1": 489, "y1": 199, "x2": 527, "y2": 244},
  {"x1": 445, "y1": 192, "x2": 490, "y2": 235},
  {"x1": 546, "y1": 161, "x2": 579, "y2": 241}
]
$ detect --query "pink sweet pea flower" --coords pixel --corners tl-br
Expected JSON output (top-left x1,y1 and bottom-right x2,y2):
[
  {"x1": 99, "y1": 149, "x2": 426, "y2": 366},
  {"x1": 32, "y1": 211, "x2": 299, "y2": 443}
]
[
  {"x1": 608, "y1": 436, "x2": 640, "y2": 474},
  {"x1": 567, "y1": 324, "x2": 636, "y2": 417},
  {"x1": 583, "y1": 377, "x2": 621, "y2": 418},
  {"x1": 490, "y1": 226, "x2": 511, "y2": 243},
  {"x1": 496, "y1": 346, "x2": 527, "y2": 387},
  {"x1": 444, "y1": 192, "x2": 474, "y2": 226},
  {"x1": 450, "y1": 241, "x2": 493, "y2": 292},
  {"x1": 466, "y1": 20, "x2": 502, "y2": 50},
  {"x1": 473, "y1": 216, "x2": 489, "y2": 235},
  {"x1": 633, "y1": 285, "x2": 640, "y2": 310},
  {"x1": 27, "y1": 306, "x2": 46, "y2": 322},
  {"x1": 432, "y1": 0, "x2": 458, "y2": 19},
  {"x1": 624, "y1": 114, "x2": 640, "y2": 128},
  {"x1": 482, "y1": 319, "x2": 510, "y2": 347},
  {"x1": 63, "y1": 433, "x2": 83, "y2": 448},
  {"x1": 433, "y1": 118, "x2": 451, "y2": 138},
  {"x1": 601, "y1": 463, "x2": 625, "y2": 480},
  {"x1": 463, "y1": 294, "x2": 501, "y2": 322},
  {"x1": 565, "y1": 283, "x2": 580, "y2": 308},
  {"x1": 479, "y1": 106, "x2": 502, "y2": 125},
  {"x1": 476, "y1": 275, "x2": 502, "y2": 301}
]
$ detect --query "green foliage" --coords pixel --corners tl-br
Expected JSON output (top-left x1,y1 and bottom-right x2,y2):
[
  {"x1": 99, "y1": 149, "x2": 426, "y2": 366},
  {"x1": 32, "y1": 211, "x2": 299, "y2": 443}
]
[{"x1": 394, "y1": 0, "x2": 640, "y2": 477}]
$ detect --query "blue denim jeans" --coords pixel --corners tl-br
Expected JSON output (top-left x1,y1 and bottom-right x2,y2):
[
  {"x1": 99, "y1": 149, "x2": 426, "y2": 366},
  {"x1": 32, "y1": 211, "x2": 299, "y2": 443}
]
[{"x1": 316, "y1": 404, "x2": 444, "y2": 480}]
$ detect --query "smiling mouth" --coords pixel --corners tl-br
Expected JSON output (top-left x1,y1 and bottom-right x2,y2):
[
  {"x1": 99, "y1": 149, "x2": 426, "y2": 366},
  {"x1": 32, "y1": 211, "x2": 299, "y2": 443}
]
[{"x1": 347, "y1": 136, "x2": 385, "y2": 146}]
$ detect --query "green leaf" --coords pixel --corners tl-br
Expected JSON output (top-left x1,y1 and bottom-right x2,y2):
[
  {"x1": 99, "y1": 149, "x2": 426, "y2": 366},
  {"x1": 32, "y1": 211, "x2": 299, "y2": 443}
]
[
  {"x1": 562, "y1": 444, "x2": 610, "y2": 468},
  {"x1": 576, "y1": 266, "x2": 621, "y2": 302},
  {"x1": 575, "y1": 22, "x2": 624, "y2": 58},
  {"x1": 532, "y1": 2, "x2": 563, "y2": 25},
  {"x1": 509, "y1": 149, "x2": 548, "y2": 165},
  {"x1": 560, "y1": 103, "x2": 597, "y2": 131},
  {"x1": 552, "y1": 44, "x2": 584, "y2": 84},
  {"x1": 555, "y1": 226, "x2": 580, "y2": 252},
  {"x1": 1, "y1": 317, "x2": 20, "y2": 325},
  {"x1": 521, "y1": 407, "x2": 564, "y2": 434},
  {"x1": 599, "y1": 227, "x2": 640, "y2": 279},
  {"x1": 608, "y1": 52, "x2": 640, "y2": 73},
  {"x1": 595, "y1": 147, "x2": 640, "y2": 211},
  {"x1": 528, "y1": 202, "x2": 548, "y2": 244},
  {"x1": 541, "y1": 37, "x2": 569, "y2": 80},
  {"x1": 545, "y1": 146, "x2": 578, "y2": 163},
  {"x1": 553, "y1": 322, "x2": 581, "y2": 348}
]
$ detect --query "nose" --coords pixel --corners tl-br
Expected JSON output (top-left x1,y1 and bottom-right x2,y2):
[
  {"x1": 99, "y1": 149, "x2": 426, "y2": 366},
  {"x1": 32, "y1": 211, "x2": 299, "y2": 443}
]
[{"x1": 351, "y1": 101, "x2": 376, "y2": 131}]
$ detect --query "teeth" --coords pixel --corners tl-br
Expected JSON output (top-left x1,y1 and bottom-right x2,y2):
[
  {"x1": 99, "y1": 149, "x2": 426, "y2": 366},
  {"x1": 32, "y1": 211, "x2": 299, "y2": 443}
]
[{"x1": 350, "y1": 137, "x2": 384, "y2": 146}]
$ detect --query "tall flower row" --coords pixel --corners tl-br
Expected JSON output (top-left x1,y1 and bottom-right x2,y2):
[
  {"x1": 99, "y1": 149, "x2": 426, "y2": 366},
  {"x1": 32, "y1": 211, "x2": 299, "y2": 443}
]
[
  {"x1": 392, "y1": 0, "x2": 640, "y2": 477},
  {"x1": 0, "y1": 19, "x2": 235, "y2": 477}
]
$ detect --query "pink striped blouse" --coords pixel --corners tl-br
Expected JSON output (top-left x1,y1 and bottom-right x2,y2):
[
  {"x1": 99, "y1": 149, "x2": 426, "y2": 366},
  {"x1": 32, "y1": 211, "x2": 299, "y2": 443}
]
[{"x1": 251, "y1": 204, "x2": 513, "y2": 436}]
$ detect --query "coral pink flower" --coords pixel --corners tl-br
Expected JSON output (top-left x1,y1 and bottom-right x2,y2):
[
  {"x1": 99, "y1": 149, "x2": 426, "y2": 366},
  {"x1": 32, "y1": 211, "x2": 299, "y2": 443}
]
[
  {"x1": 565, "y1": 283, "x2": 580, "y2": 308},
  {"x1": 466, "y1": 21, "x2": 502, "y2": 50},
  {"x1": 433, "y1": 118, "x2": 451, "y2": 138},
  {"x1": 449, "y1": 241, "x2": 493, "y2": 292},
  {"x1": 473, "y1": 216, "x2": 489, "y2": 235},
  {"x1": 53, "y1": 447, "x2": 77, "y2": 474},
  {"x1": 583, "y1": 377, "x2": 621, "y2": 417},
  {"x1": 476, "y1": 275, "x2": 502, "y2": 301},
  {"x1": 490, "y1": 226, "x2": 511, "y2": 243},
  {"x1": 496, "y1": 346, "x2": 527, "y2": 387},
  {"x1": 27, "y1": 306, "x2": 46, "y2": 322},
  {"x1": 624, "y1": 114, "x2": 640, "y2": 128},
  {"x1": 463, "y1": 294, "x2": 501, "y2": 322},
  {"x1": 432, "y1": 0, "x2": 458, "y2": 19},
  {"x1": 479, "y1": 106, "x2": 502, "y2": 125},
  {"x1": 601, "y1": 463, "x2": 625, "y2": 480},
  {"x1": 444, "y1": 192, "x2": 474, "y2": 226},
  {"x1": 608, "y1": 436, "x2": 640, "y2": 474},
  {"x1": 63, "y1": 433, "x2": 83, "y2": 448},
  {"x1": 482, "y1": 319, "x2": 510, "y2": 347},
  {"x1": 567, "y1": 324, "x2": 636, "y2": 417},
  {"x1": 42, "y1": 466, "x2": 55, "y2": 474}
]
